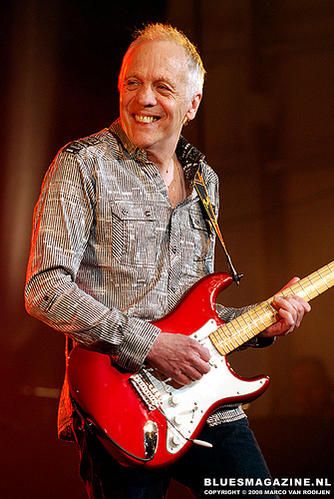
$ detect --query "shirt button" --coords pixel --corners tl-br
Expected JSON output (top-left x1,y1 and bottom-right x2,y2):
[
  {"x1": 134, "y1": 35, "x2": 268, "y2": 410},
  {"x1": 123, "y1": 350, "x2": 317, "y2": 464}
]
[
  {"x1": 144, "y1": 210, "x2": 151, "y2": 217},
  {"x1": 170, "y1": 286, "x2": 176, "y2": 293},
  {"x1": 121, "y1": 208, "x2": 128, "y2": 215}
]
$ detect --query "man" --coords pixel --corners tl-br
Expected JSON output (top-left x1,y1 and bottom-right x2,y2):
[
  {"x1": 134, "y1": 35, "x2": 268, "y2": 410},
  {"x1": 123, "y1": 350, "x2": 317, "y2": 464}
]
[{"x1": 25, "y1": 24, "x2": 310, "y2": 498}]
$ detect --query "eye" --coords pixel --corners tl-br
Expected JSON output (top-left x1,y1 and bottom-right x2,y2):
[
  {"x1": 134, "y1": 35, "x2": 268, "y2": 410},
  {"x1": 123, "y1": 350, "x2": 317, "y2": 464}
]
[
  {"x1": 125, "y1": 79, "x2": 140, "y2": 90},
  {"x1": 156, "y1": 82, "x2": 173, "y2": 95}
]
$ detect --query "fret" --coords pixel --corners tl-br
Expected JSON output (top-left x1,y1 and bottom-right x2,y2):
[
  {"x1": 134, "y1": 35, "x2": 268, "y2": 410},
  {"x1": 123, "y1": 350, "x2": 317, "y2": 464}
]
[
  {"x1": 209, "y1": 261, "x2": 334, "y2": 356},
  {"x1": 237, "y1": 313, "x2": 259, "y2": 338},
  {"x1": 305, "y1": 275, "x2": 322, "y2": 299},
  {"x1": 220, "y1": 324, "x2": 239, "y2": 349},
  {"x1": 279, "y1": 264, "x2": 334, "y2": 303},
  {"x1": 232, "y1": 316, "x2": 250, "y2": 342},
  {"x1": 295, "y1": 280, "x2": 311, "y2": 301},
  {"x1": 210, "y1": 329, "x2": 229, "y2": 355},
  {"x1": 214, "y1": 326, "x2": 226, "y2": 343},
  {"x1": 214, "y1": 328, "x2": 233, "y2": 354},
  {"x1": 248, "y1": 306, "x2": 271, "y2": 332}
]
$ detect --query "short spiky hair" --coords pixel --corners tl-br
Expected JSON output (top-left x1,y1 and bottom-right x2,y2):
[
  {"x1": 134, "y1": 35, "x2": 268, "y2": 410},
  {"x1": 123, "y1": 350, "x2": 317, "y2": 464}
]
[{"x1": 120, "y1": 23, "x2": 206, "y2": 95}]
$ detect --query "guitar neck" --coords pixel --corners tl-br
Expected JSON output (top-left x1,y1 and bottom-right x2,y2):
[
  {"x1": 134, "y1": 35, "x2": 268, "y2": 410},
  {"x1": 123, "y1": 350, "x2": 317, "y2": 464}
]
[{"x1": 210, "y1": 261, "x2": 334, "y2": 356}]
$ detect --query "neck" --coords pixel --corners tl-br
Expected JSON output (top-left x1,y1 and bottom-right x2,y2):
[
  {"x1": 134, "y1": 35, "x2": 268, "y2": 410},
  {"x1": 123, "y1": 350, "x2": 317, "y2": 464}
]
[
  {"x1": 146, "y1": 147, "x2": 176, "y2": 171},
  {"x1": 145, "y1": 133, "x2": 181, "y2": 171}
]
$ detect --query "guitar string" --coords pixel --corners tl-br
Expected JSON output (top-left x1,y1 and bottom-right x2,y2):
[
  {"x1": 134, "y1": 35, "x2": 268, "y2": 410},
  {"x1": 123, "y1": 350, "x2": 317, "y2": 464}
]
[
  {"x1": 133, "y1": 266, "x2": 334, "y2": 442},
  {"x1": 143, "y1": 265, "x2": 334, "y2": 381}
]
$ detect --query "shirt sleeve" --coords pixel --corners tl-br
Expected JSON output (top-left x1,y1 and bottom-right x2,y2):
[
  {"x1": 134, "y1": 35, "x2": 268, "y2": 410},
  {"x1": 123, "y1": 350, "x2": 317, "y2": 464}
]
[{"x1": 24, "y1": 148, "x2": 160, "y2": 372}]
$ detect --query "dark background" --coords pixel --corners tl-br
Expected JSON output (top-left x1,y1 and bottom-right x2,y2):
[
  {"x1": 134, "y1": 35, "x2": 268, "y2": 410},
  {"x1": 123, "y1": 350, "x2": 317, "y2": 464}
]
[{"x1": 1, "y1": 1, "x2": 334, "y2": 497}]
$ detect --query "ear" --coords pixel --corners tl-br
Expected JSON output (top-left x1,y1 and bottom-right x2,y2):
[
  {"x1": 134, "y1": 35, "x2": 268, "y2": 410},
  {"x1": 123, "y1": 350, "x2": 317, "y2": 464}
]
[{"x1": 185, "y1": 93, "x2": 202, "y2": 122}]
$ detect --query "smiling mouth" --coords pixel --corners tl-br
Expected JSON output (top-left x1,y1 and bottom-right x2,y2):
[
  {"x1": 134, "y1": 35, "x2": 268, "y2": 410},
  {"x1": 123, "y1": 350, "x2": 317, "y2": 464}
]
[{"x1": 134, "y1": 114, "x2": 160, "y2": 124}]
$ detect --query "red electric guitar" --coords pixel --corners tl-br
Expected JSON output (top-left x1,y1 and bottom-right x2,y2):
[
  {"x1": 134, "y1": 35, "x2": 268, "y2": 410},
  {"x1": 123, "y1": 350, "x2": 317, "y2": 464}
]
[{"x1": 68, "y1": 261, "x2": 334, "y2": 468}]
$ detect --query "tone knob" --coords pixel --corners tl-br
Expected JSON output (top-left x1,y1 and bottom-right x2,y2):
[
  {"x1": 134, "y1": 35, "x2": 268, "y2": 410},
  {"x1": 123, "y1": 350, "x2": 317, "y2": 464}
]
[
  {"x1": 170, "y1": 435, "x2": 181, "y2": 448},
  {"x1": 169, "y1": 394, "x2": 180, "y2": 407},
  {"x1": 173, "y1": 415, "x2": 183, "y2": 426}
]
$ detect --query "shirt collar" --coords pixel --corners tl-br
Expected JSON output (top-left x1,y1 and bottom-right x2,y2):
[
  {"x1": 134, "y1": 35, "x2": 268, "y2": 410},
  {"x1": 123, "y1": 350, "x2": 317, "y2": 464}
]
[
  {"x1": 109, "y1": 119, "x2": 206, "y2": 181},
  {"x1": 109, "y1": 119, "x2": 147, "y2": 160},
  {"x1": 176, "y1": 135, "x2": 206, "y2": 182}
]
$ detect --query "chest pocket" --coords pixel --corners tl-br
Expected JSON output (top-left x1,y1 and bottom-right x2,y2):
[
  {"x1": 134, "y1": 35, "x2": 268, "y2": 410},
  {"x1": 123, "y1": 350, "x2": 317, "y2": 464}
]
[
  {"x1": 188, "y1": 206, "x2": 212, "y2": 261},
  {"x1": 179, "y1": 204, "x2": 212, "y2": 280},
  {"x1": 110, "y1": 201, "x2": 159, "y2": 267}
]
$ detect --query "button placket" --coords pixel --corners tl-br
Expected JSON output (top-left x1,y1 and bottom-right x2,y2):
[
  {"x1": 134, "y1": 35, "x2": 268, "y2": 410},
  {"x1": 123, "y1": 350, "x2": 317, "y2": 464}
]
[{"x1": 167, "y1": 209, "x2": 183, "y2": 303}]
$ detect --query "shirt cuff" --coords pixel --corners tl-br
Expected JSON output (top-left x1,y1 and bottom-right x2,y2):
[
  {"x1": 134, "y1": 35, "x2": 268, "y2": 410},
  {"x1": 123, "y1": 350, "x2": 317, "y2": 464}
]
[
  {"x1": 244, "y1": 335, "x2": 276, "y2": 348},
  {"x1": 115, "y1": 319, "x2": 161, "y2": 372}
]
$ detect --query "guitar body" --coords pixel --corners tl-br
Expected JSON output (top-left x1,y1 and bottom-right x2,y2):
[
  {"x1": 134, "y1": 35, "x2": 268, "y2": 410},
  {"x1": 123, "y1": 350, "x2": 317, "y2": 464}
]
[{"x1": 68, "y1": 272, "x2": 270, "y2": 468}]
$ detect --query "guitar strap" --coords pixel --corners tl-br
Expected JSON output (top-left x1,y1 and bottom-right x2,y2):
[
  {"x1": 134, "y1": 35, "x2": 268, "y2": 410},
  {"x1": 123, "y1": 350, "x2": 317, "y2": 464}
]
[{"x1": 194, "y1": 170, "x2": 243, "y2": 284}]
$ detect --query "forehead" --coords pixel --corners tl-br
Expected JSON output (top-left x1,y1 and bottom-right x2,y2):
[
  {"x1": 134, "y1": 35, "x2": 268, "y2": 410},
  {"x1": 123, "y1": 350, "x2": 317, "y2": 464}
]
[{"x1": 122, "y1": 40, "x2": 189, "y2": 83}]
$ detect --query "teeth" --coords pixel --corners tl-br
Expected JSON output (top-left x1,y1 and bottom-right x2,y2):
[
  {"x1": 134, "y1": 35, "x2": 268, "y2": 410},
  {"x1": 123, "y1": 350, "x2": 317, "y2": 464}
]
[{"x1": 135, "y1": 115, "x2": 157, "y2": 123}]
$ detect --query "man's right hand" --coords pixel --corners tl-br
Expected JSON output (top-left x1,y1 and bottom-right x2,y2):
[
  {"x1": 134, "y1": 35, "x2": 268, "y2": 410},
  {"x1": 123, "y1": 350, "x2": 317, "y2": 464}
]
[{"x1": 146, "y1": 333, "x2": 211, "y2": 385}]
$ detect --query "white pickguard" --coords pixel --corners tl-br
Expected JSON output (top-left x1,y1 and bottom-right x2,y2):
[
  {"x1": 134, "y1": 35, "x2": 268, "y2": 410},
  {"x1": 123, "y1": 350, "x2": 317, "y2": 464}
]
[{"x1": 146, "y1": 319, "x2": 267, "y2": 454}]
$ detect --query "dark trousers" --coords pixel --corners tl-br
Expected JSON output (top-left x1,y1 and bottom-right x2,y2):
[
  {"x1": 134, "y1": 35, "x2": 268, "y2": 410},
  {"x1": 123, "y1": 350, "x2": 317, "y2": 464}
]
[{"x1": 75, "y1": 418, "x2": 278, "y2": 498}]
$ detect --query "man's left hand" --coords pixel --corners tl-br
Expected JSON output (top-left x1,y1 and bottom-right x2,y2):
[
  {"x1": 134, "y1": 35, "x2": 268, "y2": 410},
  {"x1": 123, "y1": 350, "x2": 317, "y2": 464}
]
[{"x1": 261, "y1": 277, "x2": 311, "y2": 338}]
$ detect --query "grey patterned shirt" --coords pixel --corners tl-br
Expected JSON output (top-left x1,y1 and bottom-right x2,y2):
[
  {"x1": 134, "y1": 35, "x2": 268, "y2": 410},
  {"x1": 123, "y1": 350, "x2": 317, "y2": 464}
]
[{"x1": 25, "y1": 119, "x2": 246, "y2": 439}]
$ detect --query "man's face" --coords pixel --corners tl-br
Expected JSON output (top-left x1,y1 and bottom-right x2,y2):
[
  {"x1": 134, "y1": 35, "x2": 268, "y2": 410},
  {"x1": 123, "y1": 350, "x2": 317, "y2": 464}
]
[{"x1": 119, "y1": 40, "x2": 201, "y2": 157}]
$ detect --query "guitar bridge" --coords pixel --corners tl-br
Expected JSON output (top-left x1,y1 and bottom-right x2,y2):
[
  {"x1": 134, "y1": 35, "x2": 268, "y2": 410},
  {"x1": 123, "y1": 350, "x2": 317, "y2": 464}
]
[{"x1": 130, "y1": 370, "x2": 162, "y2": 411}]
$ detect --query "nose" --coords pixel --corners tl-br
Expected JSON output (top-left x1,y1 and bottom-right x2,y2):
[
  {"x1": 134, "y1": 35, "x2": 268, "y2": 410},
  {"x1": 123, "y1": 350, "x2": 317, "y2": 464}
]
[{"x1": 135, "y1": 84, "x2": 157, "y2": 107}]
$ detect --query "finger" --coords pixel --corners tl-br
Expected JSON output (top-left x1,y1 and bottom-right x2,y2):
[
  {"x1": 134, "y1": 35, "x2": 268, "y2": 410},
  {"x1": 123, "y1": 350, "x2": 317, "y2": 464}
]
[
  {"x1": 266, "y1": 320, "x2": 292, "y2": 337},
  {"x1": 191, "y1": 355, "x2": 211, "y2": 375},
  {"x1": 274, "y1": 294, "x2": 311, "y2": 312},
  {"x1": 176, "y1": 348, "x2": 210, "y2": 378},
  {"x1": 185, "y1": 341, "x2": 211, "y2": 374},
  {"x1": 177, "y1": 359, "x2": 210, "y2": 382},
  {"x1": 274, "y1": 296, "x2": 302, "y2": 320},
  {"x1": 172, "y1": 350, "x2": 210, "y2": 383},
  {"x1": 172, "y1": 369, "x2": 193, "y2": 386},
  {"x1": 183, "y1": 365, "x2": 206, "y2": 381},
  {"x1": 274, "y1": 296, "x2": 311, "y2": 328},
  {"x1": 291, "y1": 295, "x2": 312, "y2": 314},
  {"x1": 190, "y1": 339, "x2": 211, "y2": 362},
  {"x1": 265, "y1": 294, "x2": 311, "y2": 337},
  {"x1": 199, "y1": 346, "x2": 211, "y2": 362},
  {"x1": 280, "y1": 309, "x2": 298, "y2": 331}
]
